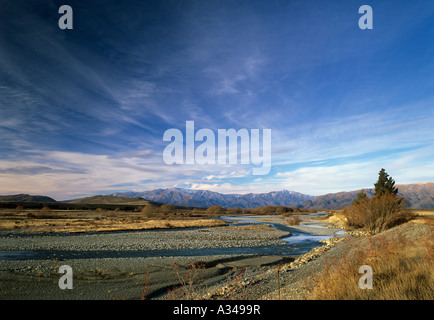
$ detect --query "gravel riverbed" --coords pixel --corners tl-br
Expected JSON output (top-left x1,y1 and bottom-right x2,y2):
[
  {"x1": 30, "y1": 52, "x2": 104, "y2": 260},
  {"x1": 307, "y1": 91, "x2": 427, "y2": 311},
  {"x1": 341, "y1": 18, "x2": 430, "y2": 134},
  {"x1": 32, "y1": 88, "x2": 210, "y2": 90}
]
[
  {"x1": 5, "y1": 213, "x2": 411, "y2": 301},
  {"x1": 0, "y1": 223, "x2": 289, "y2": 252},
  {"x1": 0, "y1": 218, "x2": 295, "y2": 300}
]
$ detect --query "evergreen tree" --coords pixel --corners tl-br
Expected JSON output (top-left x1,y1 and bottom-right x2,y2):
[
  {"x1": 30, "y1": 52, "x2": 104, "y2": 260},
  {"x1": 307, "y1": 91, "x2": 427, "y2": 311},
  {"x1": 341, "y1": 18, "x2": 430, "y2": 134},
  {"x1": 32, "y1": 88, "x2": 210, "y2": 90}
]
[
  {"x1": 374, "y1": 168, "x2": 398, "y2": 197},
  {"x1": 352, "y1": 190, "x2": 368, "y2": 206}
]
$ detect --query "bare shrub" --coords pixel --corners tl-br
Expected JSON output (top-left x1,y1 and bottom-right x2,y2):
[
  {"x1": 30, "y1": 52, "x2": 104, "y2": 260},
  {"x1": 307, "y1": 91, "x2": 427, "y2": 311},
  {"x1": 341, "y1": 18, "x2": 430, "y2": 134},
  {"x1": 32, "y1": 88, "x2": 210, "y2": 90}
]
[
  {"x1": 228, "y1": 207, "x2": 243, "y2": 215},
  {"x1": 167, "y1": 260, "x2": 206, "y2": 300},
  {"x1": 14, "y1": 205, "x2": 25, "y2": 214},
  {"x1": 40, "y1": 206, "x2": 52, "y2": 214},
  {"x1": 286, "y1": 216, "x2": 302, "y2": 226},
  {"x1": 206, "y1": 205, "x2": 224, "y2": 215},
  {"x1": 161, "y1": 203, "x2": 176, "y2": 215},
  {"x1": 343, "y1": 193, "x2": 414, "y2": 233},
  {"x1": 141, "y1": 204, "x2": 159, "y2": 218},
  {"x1": 140, "y1": 268, "x2": 151, "y2": 300}
]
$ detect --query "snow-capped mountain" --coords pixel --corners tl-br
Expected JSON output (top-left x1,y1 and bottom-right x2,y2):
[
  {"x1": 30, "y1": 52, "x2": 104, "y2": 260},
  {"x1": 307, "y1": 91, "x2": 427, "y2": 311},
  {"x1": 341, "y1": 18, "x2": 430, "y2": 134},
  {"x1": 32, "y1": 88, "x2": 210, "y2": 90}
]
[{"x1": 111, "y1": 187, "x2": 315, "y2": 209}]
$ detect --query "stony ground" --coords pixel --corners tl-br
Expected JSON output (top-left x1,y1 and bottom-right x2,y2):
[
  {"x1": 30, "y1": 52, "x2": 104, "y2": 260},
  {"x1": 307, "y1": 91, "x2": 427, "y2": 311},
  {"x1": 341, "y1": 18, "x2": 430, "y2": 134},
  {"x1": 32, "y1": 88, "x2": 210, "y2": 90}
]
[
  {"x1": 0, "y1": 217, "x2": 291, "y2": 300},
  {"x1": 0, "y1": 213, "x2": 431, "y2": 300},
  {"x1": 204, "y1": 220, "x2": 433, "y2": 300}
]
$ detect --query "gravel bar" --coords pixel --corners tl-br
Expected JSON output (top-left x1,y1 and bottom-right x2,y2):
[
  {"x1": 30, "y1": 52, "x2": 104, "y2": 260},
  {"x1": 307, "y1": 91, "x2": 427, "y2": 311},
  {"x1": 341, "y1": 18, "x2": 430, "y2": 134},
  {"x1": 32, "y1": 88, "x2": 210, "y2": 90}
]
[{"x1": 0, "y1": 224, "x2": 289, "y2": 252}]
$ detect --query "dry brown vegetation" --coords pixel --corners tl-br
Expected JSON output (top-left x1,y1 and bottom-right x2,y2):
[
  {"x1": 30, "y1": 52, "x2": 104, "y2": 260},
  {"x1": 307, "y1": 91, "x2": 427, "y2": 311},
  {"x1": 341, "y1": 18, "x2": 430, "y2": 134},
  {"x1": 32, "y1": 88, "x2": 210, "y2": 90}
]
[
  {"x1": 410, "y1": 210, "x2": 434, "y2": 226},
  {"x1": 285, "y1": 216, "x2": 302, "y2": 225},
  {"x1": 0, "y1": 202, "x2": 314, "y2": 234},
  {"x1": 343, "y1": 193, "x2": 415, "y2": 233},
  {"x1": 308, "y1": 227, "x2": 434, "y2": 300},
  {"x1": 0, "y1": 207, "x2": 227, "y2": 233}
]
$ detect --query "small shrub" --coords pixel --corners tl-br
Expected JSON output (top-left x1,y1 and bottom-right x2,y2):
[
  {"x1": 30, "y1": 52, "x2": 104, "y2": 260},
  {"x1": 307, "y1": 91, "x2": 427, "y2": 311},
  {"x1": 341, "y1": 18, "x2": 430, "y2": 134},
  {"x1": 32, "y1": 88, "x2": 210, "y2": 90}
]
[
  {"x1": 141, "y1": 268, "x2": 151, "y2": 300},
  {"x1": 161, "y1": 203, "x2": 176, "y2": 215},
  {"x1": 286, "y1": 216, "x2": 302, "y2": 226},
  {"x1": 228, "y1": 207, "x2": 243, "y2": 215},
  {"x1": 141, "y1": 204, "x2": 158, "y2": 218},
  {"x1": 167, "y1": 260, "x2": 206, "y2": 300},
  {"x1": 14, "y1": 205, "x2": 25, "y2": 213},
  {"x1": 206, "y1": 205, "x2": 224, "y2": 215},
  {"x1": 40, "y1": 206, "x2": 52, "y2": 214}
]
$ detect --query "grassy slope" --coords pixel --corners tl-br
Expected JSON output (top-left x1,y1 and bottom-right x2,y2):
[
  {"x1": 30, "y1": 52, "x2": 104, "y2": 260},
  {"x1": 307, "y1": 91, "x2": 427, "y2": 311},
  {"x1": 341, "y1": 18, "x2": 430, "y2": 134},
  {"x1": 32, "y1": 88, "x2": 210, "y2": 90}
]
[{"x1": 307, "y1": 221, "x2": 434, "y2": 299}]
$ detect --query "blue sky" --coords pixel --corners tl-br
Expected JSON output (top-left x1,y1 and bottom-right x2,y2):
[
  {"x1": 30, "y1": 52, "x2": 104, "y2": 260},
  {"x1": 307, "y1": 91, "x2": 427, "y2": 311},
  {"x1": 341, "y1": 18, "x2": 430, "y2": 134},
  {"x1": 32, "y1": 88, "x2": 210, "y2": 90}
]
[{"x1": 1, "y1": 0, "x2": 434, "y2": 200}]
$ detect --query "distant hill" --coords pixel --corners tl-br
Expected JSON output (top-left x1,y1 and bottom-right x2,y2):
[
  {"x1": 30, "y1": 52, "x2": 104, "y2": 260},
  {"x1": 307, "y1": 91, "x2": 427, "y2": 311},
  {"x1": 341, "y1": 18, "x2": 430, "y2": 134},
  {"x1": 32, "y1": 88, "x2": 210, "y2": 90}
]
[
  {"x1": 0, "y1": 194, "x2": 57, "y2": 203},
  {"x1": 300, "y1": 183, "x2": 434, "y2": 210},
  {"x1": 300, "y1": 190, "x2": 373, "y2": 210},
  {"x1": 68, "y1": 195, "x2": 154, "y2": 205},
  {"x1": 0, "y1": 194, "x2": 158, "y2": 211},
  {"x1": 393, "y1": 183, "x2": 434, "y2": 209}
]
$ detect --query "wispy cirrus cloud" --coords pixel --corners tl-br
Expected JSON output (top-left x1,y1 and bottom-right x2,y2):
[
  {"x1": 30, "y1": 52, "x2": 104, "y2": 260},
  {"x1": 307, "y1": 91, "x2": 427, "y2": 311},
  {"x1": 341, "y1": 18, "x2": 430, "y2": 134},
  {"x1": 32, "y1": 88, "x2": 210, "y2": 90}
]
[{"x1": 1, "y1": 0, "x2": 434, "y2": 199}]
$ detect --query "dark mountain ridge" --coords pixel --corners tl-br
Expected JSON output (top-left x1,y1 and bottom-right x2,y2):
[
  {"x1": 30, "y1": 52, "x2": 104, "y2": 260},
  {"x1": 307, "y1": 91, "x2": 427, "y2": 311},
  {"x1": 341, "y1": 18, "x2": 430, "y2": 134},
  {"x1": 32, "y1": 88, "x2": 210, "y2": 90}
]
[{"x1": 0, "y1": 194, "x2": 56, "y2": 203}]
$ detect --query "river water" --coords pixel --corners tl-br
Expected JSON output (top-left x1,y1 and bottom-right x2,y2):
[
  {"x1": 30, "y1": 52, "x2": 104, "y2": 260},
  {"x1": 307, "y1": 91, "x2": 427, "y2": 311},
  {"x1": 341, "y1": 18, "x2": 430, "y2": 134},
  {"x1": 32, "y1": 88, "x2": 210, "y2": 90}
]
[{"x1": 0, "y1": 214, "x2": 339, "y2": 261}]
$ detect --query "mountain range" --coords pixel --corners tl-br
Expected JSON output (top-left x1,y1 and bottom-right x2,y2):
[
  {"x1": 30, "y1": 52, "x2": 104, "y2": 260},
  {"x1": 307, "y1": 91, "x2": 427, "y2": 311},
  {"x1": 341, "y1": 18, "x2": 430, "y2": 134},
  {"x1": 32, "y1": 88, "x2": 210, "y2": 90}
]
[
  {"x1": 2, "y1": 183, "x2": 432, "y2": 209},
  {"x1": 111, "y1": 182, "x2": 434, "y2": 209},
  {"x1": 111, "y1": 188, "x2": 315, "y2": 209}
]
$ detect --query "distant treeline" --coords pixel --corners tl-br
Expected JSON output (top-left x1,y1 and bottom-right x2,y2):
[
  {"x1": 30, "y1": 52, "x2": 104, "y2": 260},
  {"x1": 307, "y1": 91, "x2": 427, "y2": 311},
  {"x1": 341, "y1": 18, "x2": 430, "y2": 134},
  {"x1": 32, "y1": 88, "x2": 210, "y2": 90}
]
[
  {"x1": 192, "y1": 205, "x2": 318, "y2": 215},
  {"x1": 0, "y1": 201, "x2": 159, "y2": 211},
  {"x1": 1, "y1": 202, "x2": 319, "y2": 215}
]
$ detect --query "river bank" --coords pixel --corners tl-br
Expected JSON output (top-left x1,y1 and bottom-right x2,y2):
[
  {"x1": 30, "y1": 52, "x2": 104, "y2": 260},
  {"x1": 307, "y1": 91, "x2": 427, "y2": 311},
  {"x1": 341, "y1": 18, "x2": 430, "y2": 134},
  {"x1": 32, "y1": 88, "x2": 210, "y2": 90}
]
[
  {"x1": 2, "y1": 211, "x2": 431, "y2": 300},
  {"x1": 0, "y1": 213, "x2": 344, "y2": 299}
]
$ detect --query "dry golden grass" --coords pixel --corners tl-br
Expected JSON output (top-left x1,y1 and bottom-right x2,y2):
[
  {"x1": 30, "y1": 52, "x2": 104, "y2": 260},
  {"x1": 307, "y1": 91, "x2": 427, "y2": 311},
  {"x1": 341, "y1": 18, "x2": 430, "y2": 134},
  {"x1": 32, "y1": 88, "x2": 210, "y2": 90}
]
[
  {"x1": 0, "y1": 209, "x2": 227, "y2": 233},
  {"x1": 410, "y1": 210, "x2": 434, "y2": 226},
  {"x1": 411, "y1": 209, "x2": 434, "y2": 216},
  {"x1": 308, "y1": 228, "x2": 434, "y2": 300}
]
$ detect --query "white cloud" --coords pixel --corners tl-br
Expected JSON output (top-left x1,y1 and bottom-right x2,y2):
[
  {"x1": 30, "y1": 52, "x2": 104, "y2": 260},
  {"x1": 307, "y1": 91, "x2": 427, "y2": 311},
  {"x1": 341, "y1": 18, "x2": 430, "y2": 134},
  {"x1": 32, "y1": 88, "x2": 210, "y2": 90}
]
[
  {"x1": 272, "y1": 144, "x2": 434, "y2": 195},
  {"x1": 270, "y1": 107, "x2": 434, "y2": 167},
  {"x1": 0, "y1": 151, "x2": 162, "y2": 199},
  {"x1": 0, "y1": 149, "x2": 261, "y2": 199}
]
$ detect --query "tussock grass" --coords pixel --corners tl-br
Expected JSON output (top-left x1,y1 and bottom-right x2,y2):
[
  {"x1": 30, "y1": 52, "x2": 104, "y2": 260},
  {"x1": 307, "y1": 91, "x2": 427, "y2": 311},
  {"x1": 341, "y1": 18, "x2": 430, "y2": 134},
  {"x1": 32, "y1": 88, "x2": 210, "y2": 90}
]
[
  {"x1": 0, "y1": 208, "x2": 227, "y2": 233},
  {"x1": 309, "y1": 228, "x2": 434, "y2": 300}
]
